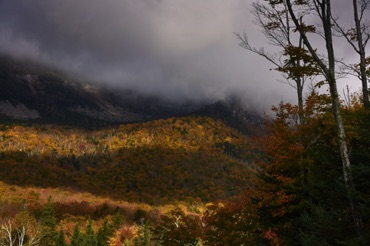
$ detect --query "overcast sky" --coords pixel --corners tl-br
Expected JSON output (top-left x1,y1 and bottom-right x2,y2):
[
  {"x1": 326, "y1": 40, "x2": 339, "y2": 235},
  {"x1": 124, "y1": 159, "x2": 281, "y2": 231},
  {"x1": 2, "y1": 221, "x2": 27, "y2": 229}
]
[{"x1": 0, "y1": 0, "x2": 365, "y2": 111}]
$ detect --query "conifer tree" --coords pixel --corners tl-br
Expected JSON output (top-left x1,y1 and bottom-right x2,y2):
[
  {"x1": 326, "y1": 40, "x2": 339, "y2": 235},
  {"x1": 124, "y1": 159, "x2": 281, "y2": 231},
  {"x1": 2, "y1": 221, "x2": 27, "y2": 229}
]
[
  {"x1": 40, "y1": 197, "x2": 57, "y2": 246},
  {"x1": 56, "y1": 230, "x2": 66, "y2": 246},
  {"x1": 112, "y1": 210, "x2": 124, "y2": 230},
  {"x1": 97, "y1": 219, "x2": 114, "y2": 246},
  {"x1": 83, "y1": 219, "x2": 98, "y2": 246},
  {"x1": 70, "y1": 224, "x2": 83, "y2": 246}
]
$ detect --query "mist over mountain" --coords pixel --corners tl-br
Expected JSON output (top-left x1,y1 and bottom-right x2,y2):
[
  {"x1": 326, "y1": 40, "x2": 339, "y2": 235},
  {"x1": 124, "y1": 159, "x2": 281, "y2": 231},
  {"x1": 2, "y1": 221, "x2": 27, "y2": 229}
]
[
  {"x1": 0, "y1": 56, "x2": 260, "y2": 205},
  {"x1": 0, "y1": 55, "x2": 263, "y2": 130},
  {"x1": 0, "y1": 0, "x2": 301, "y2": 110}
]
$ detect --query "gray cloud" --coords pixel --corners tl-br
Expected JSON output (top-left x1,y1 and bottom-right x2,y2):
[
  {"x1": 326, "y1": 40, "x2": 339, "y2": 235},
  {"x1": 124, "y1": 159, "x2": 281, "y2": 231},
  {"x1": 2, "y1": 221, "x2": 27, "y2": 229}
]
[{"x1": 4, "y1": 0, "x2": 360, "y2": 111}]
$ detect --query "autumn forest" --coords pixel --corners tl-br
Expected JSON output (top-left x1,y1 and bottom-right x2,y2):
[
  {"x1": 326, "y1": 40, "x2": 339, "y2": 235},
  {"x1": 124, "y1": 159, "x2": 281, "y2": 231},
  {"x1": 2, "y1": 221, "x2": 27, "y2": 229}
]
[{"x1": 2, "y1": 0, "x2": 370, "y2": 245}]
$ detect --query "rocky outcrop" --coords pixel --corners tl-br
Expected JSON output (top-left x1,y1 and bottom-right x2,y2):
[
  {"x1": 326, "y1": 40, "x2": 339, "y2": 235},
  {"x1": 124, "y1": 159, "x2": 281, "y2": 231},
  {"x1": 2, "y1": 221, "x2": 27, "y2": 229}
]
[
  {"x1": 0, "y1": 100, "x2": 40, "y2": 119},
  {"x1": 68, "y1": 103, "x2": 145, "y2": 123}
]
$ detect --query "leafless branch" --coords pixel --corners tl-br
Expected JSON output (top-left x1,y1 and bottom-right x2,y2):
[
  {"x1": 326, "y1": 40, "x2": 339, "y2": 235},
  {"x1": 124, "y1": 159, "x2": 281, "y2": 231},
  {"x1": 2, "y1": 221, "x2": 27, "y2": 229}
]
[{"x1": 235, "y1": 32, "x2": 283, "y2": 68}]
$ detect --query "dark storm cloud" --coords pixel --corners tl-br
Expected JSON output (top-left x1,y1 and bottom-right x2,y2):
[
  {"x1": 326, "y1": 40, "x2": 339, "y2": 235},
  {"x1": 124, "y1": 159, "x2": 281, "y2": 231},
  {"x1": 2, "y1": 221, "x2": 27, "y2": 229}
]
[
  {"x1": 0, "y1": 1, "x2": 154, "y2": 66},
  {"x1": 2, "y1": 0, "x2": 359, "y2": 109}
]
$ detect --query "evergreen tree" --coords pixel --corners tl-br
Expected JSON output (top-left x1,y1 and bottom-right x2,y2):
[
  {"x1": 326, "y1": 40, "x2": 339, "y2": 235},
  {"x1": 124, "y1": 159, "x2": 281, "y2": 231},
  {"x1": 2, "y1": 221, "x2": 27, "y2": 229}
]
[
  {"x1": 112, "y1": 209, "x2": 125, "y2": 230},
  {"x1": 40, "y1": 197, "x2": 58, "y2": 246},
  {"x1": 97, "y1": 219, "x2": 114, "y2": 246},
  {"x1": 56, "y1": 230, "x2": 66, "y2": 246},
  {"x1": 83, "y1": 219, "x2": 98, "y2": 246},
  {"x1": 70, "y1": 224, "x2": 84, "y2": 246}
]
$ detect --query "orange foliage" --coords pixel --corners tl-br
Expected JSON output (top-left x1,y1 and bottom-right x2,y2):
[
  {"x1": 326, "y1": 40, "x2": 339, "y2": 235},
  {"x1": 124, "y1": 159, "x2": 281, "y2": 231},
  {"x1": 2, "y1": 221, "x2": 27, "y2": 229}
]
[{"x1": 0, "y1": 116, "x2": 253, "y2": 204}]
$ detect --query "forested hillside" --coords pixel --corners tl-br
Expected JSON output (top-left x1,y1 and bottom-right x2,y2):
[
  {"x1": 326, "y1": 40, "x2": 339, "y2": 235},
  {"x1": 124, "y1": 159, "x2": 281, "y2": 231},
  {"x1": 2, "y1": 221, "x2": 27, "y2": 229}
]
[
  {"x1": 0, "y1": 114, "x2": 259, "y2": 245},
  {"x1": 2, "y1": 0, "x2": 370, "y2": 244},
  {"x1": 0, "y1": 116, "x2": 253, "y2": 204},
  {"x1": 0, "y1": 54, "x2": 266, "y2": 245},
  {"x1": 3, "y1": 92, "x2": 370, "y2": 245}
]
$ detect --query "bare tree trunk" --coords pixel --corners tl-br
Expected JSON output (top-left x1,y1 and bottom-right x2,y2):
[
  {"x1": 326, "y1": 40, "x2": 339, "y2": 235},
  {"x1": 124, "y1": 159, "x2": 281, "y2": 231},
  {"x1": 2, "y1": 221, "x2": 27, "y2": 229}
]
[
  {"x1": 296, "y1": 31, "x2": 305, "y2": 125},
  {"x1": 286, "y1": 0, "x2": 363, "y2": 237},
  {"x1": 330, "y1": 68, "x2": 363, "y2": 238},
  {"x1": 322, "y1": 2, "x2": 363, "y2": 236},
  {"x1": 353, "y1": 0, "x2": 370, "y2": 108},
  {"x1": 296, "y1": 77, "x2": 304, "y2": 124}
]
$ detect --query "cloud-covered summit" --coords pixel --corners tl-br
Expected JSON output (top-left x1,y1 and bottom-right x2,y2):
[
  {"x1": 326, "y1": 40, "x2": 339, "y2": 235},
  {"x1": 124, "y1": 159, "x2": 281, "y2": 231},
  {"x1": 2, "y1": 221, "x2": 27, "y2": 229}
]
[{"x1": 0, "y1": 0, "x2": 311, "y2": 109}]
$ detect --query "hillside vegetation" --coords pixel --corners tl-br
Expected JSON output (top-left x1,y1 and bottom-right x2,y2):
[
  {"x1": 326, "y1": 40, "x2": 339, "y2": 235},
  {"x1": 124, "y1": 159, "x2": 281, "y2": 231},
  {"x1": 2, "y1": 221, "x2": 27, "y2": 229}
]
[
  {"x1": 0, "y1": 116, "x2": 253, "y2": 204},
  {"x1": 3, "y1": 94, "x2": 370, "y2": 245}
]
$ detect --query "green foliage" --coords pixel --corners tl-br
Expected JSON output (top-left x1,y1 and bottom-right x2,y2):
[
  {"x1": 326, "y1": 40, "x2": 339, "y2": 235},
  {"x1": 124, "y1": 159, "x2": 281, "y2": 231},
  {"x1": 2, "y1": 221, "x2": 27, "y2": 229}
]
[
  {"x1": 41, "y1": 198, "x2": 57, "y2": 227},
  {"x1": 97, "y1": 219, "x2": 114, "y2": 246},
  {"x1": 298, "y1": 202, "x2": 347, "y2": 245},
  {"x1": 70, "y1": 224, "x2": 84, "y2": 246},
  {"x1": 40, "y1": 198, "x2": 58, "y2": 246},
  {"x1": 83, "y1": 219, "x2": 98, "y2": 246},
  {"x1": 277, "y1": 45, "x2": 320, "y2": 79},
  {"x1": 56, "y1": 230, "x2": 66, "y2": 246},
  {"x1": 112, "y1": 209, "x2": 125, "y2": 229}
]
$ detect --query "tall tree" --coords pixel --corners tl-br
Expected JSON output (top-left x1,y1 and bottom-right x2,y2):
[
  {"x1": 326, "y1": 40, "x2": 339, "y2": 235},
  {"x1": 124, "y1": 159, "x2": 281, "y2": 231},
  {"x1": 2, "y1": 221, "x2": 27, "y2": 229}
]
[
  {"x1": 274, "y1": 0, "x2": 364, "y2": 237},
  {"x1": 333, "y1": 0, "x2": 370, "y2": 108},
  {"x1": 352, "y1": 0, "x2": 370, "y2": 108},
  {"x1": 236, "y1": 1, "x2": 319, "y2": 124},
  {"x1": 40, "y1": 198, "x2": 57, "y2": 246},
  {"x1": 248, "y1": 92, "x2": 370, "y2": 244}
]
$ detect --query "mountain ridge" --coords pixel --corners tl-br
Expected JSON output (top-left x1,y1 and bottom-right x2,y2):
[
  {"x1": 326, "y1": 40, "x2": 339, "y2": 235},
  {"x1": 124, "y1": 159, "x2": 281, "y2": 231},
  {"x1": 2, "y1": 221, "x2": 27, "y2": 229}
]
[
  {"x1": 0, "y1": 55, "x2": 263, "y2": 131},
  {"x1": 0, "y1": 55, "x2": 263, "y2": 204}
]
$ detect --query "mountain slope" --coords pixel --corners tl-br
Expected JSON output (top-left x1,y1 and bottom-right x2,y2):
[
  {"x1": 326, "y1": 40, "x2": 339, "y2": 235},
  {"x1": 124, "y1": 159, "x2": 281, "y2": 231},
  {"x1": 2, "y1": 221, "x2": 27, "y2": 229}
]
[
  {"x1": 195, "y1": 97, "x2": 264, "y2": 134},
  {"x1": 0, "y1": 116, "x2": 254, "y2": 204},
  {"x1": 0, "y1": 55, "x2": 263, "y2": 132},
  {"x1": 0, "y1": 55, "x2": 200, "y2": 126},
  {"x1": 0, "y1": 55, "x2": 261, "y2": 204}
]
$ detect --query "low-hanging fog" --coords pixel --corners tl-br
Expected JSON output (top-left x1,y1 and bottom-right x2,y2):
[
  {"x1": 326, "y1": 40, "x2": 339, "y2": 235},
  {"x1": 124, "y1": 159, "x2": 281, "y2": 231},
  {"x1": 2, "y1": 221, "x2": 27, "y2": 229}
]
[{"x1": 0, "y1": 0, "x2": 362, "y2": 111}]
